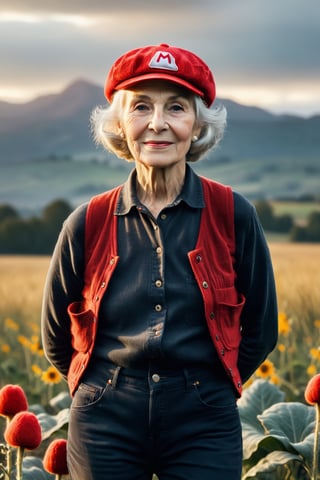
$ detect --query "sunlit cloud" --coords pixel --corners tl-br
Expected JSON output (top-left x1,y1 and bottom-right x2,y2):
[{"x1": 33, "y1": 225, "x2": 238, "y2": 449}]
[
  {"x1": 218, "y1": 85, "x2": 320, "y2": 117},
  {"x1": 0, "y1": 1, "x2": 319, "y2": 115},
  {"x1": 0, "y1": 11, "x2": 96, "y2": 27},
  {"x1": 0, "y1": 12, "x2": 42, "y2": 23}
]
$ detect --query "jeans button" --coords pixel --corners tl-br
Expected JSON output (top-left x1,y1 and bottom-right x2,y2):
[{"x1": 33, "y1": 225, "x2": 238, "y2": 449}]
[{"x1": 152, "y1": 373, "x2": 160, "y2": 383}]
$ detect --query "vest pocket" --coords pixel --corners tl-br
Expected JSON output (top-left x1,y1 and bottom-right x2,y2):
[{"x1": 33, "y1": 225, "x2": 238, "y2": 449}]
[
  {"x1": 214, "y1": 287, "x2": 245, "y2": 350},
  {"x1": 68, "y1": 301, "x2": 94, "y2": 353}
]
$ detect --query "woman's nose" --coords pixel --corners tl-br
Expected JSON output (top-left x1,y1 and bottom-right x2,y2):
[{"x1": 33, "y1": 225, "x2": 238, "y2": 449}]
[{"x1": 148, "y1": 108, "x2": 169, "y2": 132}]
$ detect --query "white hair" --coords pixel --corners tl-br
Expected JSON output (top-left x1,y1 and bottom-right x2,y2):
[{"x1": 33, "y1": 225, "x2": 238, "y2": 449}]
[{"x1": 91, "y1": 90, "x2": 227, "y2": 162}]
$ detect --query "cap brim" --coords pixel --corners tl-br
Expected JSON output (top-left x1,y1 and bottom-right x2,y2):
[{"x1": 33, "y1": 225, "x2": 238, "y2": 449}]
[{"x1": 115, "y1": 73, "x2": 204, "y2": 98}]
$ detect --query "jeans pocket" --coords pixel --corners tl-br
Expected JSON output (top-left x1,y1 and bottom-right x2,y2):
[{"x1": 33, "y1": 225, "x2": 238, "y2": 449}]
[
  {"x1": 192, "y1": 376, "x2": 236, "y2": 410},
  {"x1": 72, "y1": 382, "x2": 107, "y2": 409}
]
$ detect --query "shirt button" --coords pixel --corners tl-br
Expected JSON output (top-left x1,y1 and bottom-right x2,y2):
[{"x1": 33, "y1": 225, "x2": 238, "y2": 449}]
[
  {"x1": 160, "y1": 213, "x2": 167, "y2": 220},
  {"x1": 155, "y1": 280, "x2": 162, "y2": 288},
  {"x1": 156, "y1": 246, "x2": 162, "y2": 254},
  {"x1": 152, "y1": 374, "x2": 160, "y2": 383},
  {"x1": 155, "y1": 304, "x2": 162, "y2": 312},
  {"x1": 202, "y1": 281, "x2": 209, "y2": 289}
]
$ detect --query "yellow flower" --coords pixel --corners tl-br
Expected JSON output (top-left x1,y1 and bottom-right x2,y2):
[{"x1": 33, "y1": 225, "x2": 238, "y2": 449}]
[
  {"x1": 4, "y1": 317, "x2": 19, "y2": 331},
  {"x1": 1, "y1": 344, "x2": 11, "y2": 353},
  {"x1": 41, "y1": 366, "x2": 62, "y2": 385},
  {"x1": 307, "y1": 364, "x2": 317, "y2": 376},
  {"x1": 278, "y1": 343, "x2": 286, "y2": 353},
  {"x1": 278, "y1": 312, "x2": 291, "y2": 336},
  {"x1": 18, "y1": 335, "x2": 29, "y2": 347},
  {"x1": 270, "y1": 374, "x2": 280, "y2": 385},
  {"x1": 28, "y1": 321, "x2": 40, "y2": 334},
  {"x1": 255, "y1": 359, "x2": 275, "y2": 379},
  {"x1": 30, "y1": 337, "x2": 44, "y2": 355},
  {"x1": 310, "y1": 348, "x2": 320, "y2": 361},
  {"x1": 314, "y1": 319, "x2": 320, "y2": 329},
  {"x1": 243, "y1": 377, "x2": 254, "y2": 389},
  {"x1": 32, "y1": 364, "x2": 43, "y2": 376}
]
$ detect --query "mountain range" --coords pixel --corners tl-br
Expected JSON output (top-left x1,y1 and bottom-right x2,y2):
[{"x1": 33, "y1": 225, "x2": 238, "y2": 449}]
[
  {"x1": 1, "y1": 78, "x2": 320, "y2": 164},
  {"x1": 0, "y1": 80, "x2": 319, "y2": 208}
]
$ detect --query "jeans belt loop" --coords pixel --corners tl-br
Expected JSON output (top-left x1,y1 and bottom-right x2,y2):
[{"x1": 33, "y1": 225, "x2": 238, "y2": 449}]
[{"x1": 111, "y1": 366, "x2": 122, "y2": 389}]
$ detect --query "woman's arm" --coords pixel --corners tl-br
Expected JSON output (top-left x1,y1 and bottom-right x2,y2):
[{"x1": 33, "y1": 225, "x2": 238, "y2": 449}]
[
  {"x1": 234, "y1": 192, "x2": 278, "y2": 383},
  {"x1": 41, "y1": 204, "x2": 87, "y2": 379}
]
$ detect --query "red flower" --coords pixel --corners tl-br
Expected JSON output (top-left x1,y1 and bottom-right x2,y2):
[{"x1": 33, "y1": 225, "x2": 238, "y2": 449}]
[
  {"x1": 0, "y1": 384, "x2": 28, "y2": 418},
  {"x1": 305, "y1": 373, "x2": 320, "y2": 405},
  {"x1": 43, "y1": 439, "x2": 68, "y2": 475},
  {"x1": 4, "y1": 411, "x2": 42, "y2": 449}
]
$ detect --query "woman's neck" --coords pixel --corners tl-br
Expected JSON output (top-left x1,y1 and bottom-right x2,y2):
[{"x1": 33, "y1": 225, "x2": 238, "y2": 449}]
[{"x1": 135, "y1": 163, "x2": 186, "y2": 217}]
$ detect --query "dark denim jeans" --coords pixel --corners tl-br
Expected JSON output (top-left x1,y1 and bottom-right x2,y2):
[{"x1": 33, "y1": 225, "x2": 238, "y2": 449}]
[{"x1": 67, "y1": 365, "x2": 242, "y2": 480}]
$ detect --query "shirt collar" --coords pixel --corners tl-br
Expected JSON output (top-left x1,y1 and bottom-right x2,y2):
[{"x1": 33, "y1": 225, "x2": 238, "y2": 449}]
[{"x1": 115, "y1": 164, "x2": 205, "y2": 216}]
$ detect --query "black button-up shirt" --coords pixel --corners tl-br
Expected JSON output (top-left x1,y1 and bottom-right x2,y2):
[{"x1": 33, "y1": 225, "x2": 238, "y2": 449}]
[
  {"x1": 42, "y1": 164, "x2": 277, "y2": 384},
  {"x1": 92, "y1": 165, "x2": 222, "y2": 372}
]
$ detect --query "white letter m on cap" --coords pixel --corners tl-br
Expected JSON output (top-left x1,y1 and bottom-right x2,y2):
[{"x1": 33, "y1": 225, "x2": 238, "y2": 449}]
[{"x1": 149, "y1": 51, "x2": 178, "y2": 71}]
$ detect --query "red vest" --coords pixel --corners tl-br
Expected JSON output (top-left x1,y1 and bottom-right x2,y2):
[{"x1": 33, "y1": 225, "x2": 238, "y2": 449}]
[{"x1": 67, "y1": 177, "x2": 245, "y2": 396}]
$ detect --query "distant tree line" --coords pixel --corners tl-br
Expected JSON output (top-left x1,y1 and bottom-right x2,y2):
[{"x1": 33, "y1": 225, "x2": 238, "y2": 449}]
[
  {"x1": 0, "y1": 200, "x2": 73, "y2": 254},
  {"x1": 0, "y1": 198, "x2": 320, "y2": 254},
  {"x1": 254, "y1": 200, "x2": 320, "y2": 242}
]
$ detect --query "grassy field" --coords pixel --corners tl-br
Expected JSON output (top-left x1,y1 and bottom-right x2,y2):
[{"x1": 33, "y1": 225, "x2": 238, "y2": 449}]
[
  {"x1": 1, "y1": 157, "x2": 319, "y2": 216},
  {"x1": 269, "y1": 242, "x2": 320, "y2": 316},
  {"x1": 271, "y1": 200, "x2": 320, "y2": 224},
  {"x1": 0, "y1": 255, "x2": 50, "y2": 325},
  {"x1": 0, "y1": 243, "x2": 320, "y2": 403},
  {"x1": 1, "y1": 243, "x2": 319, "y2": 323}
]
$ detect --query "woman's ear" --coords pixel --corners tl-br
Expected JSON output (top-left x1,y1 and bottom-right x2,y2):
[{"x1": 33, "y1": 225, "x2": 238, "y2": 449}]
[
  {"x1": 117, "y1": 123, "x2": 125, "y2": 139},
  {"x1": 192, "y1": 126, "x2": 201, "y2": 141}
]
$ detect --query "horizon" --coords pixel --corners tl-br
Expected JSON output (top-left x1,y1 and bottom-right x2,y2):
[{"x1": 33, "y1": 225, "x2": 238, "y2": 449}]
[{"x1": 1, "y1": 77, "x2": 319, "y2": 120}]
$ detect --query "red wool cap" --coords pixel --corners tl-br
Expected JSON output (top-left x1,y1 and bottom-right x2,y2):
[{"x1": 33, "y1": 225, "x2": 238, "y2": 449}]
[{"x1": 105, "y1": 43, "x2": 216, "y2": 106}]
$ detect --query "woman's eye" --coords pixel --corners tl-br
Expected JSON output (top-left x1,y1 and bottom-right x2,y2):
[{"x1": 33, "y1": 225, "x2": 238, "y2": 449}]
[
  {"x1": 170, "y1": 104, "x2": 184, "y2": 112},
  {"x1": 134, "y1": 103, "x2": 149, "y2": 111}
]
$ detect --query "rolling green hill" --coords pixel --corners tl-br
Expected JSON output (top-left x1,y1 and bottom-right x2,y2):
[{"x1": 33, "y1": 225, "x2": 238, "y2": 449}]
[{"x1": 0, "y1": 80, "x2": 319, "y2": 213}]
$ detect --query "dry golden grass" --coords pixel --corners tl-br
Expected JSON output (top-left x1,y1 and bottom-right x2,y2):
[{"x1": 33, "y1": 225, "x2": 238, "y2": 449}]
[
  {"x1": 0, "y1": 243, "x2": 320, "y2": 328},
  {"x1": 0, "y1": 255, "x2": 51, "y2": 324},
  {"x1": 0, "y1": 244, "x2": 320, "y2": 325},
  {"x1": 0, "y1": 247, "x2": 319, "y2": 403},
  {"x1": 269, "y1": 243, "x2": 320, "y2": 322}
]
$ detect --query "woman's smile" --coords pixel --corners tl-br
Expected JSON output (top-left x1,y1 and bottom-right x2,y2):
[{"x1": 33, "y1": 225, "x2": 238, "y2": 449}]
[{"x1": 143, "y1": 140, "x2": 173, "y2": 148}]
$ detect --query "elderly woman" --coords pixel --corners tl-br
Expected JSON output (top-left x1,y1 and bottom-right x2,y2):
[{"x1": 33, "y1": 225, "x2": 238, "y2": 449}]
[{"x1": 41, "y1": 44, "x2": 278, "y2": 480}]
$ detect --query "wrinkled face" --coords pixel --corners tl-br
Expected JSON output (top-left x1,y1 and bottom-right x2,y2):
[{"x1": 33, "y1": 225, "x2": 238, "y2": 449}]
[{"x1": 119, "y1": 80, "x2": 199, "y2": 169}]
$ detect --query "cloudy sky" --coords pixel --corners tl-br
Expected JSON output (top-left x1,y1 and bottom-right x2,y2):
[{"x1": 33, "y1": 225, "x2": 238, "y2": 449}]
[{"x1": 1, "y1": 0, "x2": 319, "y2": 116}]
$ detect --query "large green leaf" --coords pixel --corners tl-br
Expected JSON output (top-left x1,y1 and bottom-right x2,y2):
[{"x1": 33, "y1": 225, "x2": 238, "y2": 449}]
[
  {"x1": 49, "y1": 391, "x2": 71, "y2": 411},
  {"x1": 37, "y1": 408, "x2": 70, "y2": 440},
  {"x1": 258, "y1": 402, "x2": 317, "y2": 469},
  {"x1": 238, "y1": 380, "x2": 285, "y2": 460},
  {"x1": 242, "y1": 450, "x2": 310, "y2": 479},
  {"x1": 22, "y1": 457, "x2": 54, "y2": 479}
]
